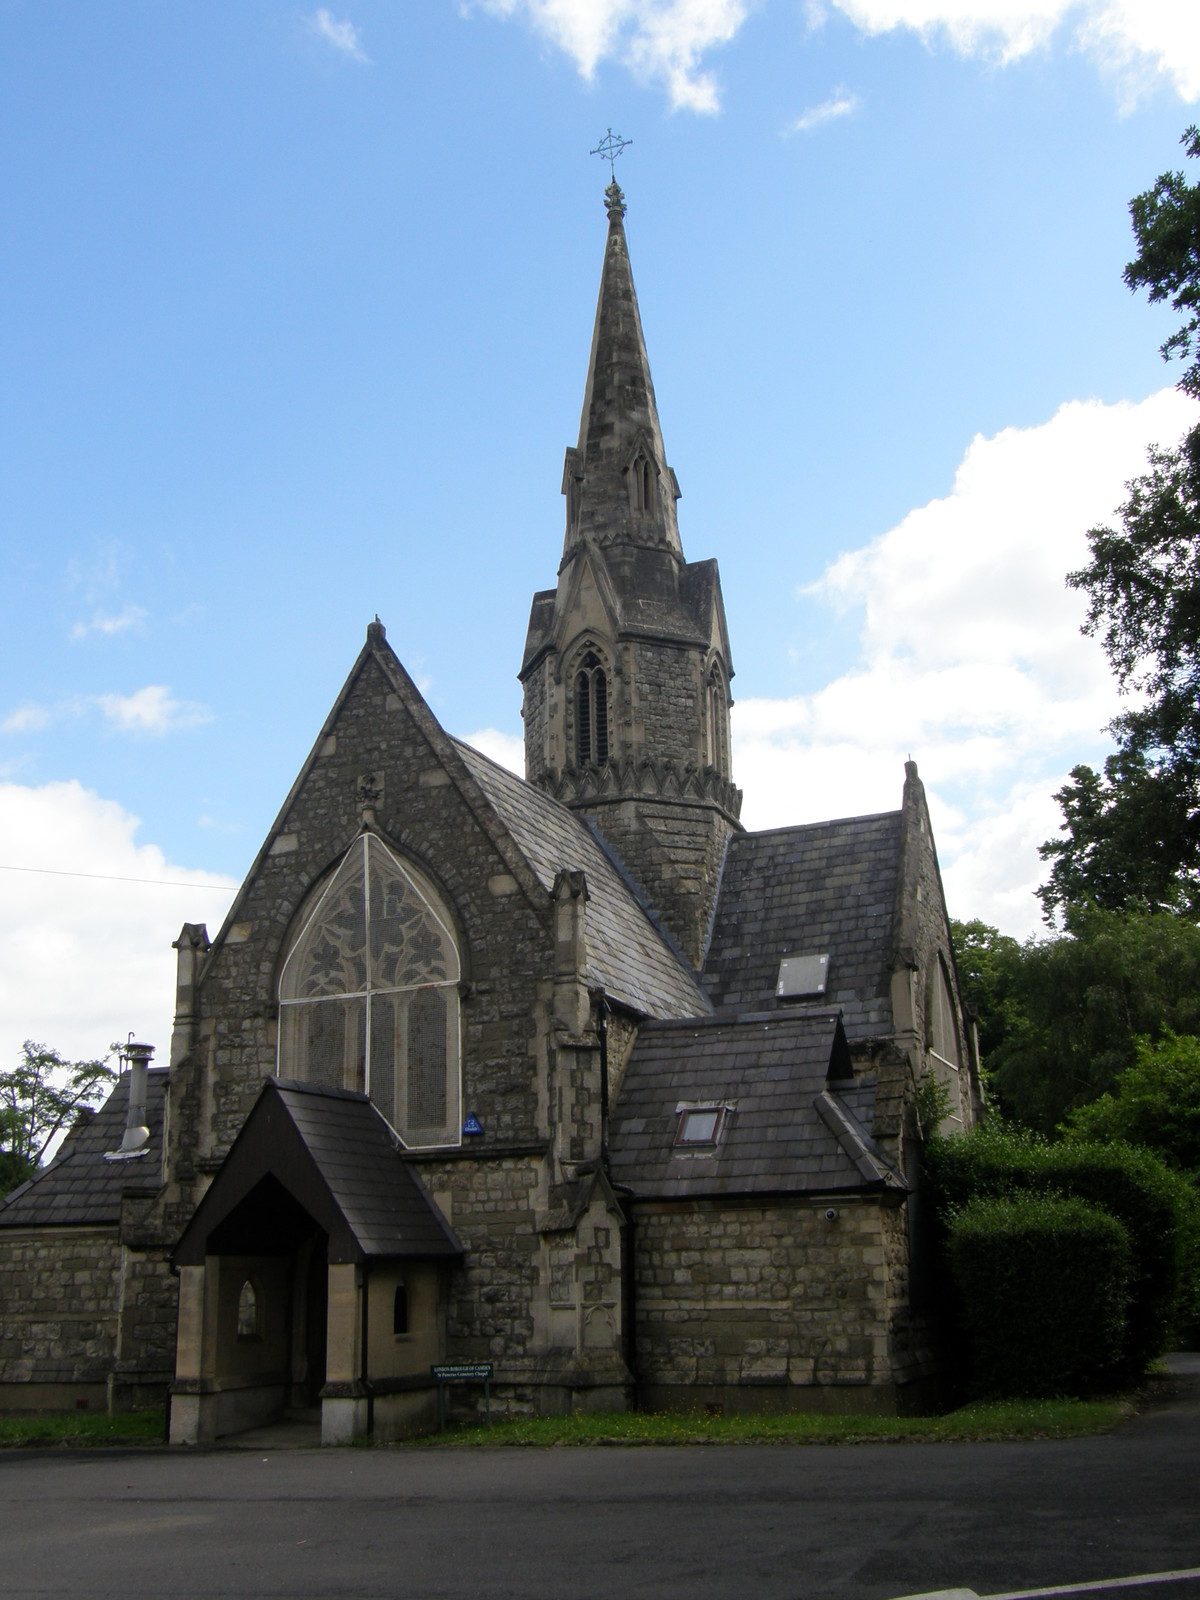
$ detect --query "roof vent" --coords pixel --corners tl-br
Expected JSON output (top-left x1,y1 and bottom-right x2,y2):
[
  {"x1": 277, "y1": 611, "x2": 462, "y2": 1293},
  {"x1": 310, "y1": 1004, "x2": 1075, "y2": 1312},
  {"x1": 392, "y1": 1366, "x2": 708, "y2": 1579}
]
[{"x1": 776, "y1": 953, "x2": 829, "y2": 1000}]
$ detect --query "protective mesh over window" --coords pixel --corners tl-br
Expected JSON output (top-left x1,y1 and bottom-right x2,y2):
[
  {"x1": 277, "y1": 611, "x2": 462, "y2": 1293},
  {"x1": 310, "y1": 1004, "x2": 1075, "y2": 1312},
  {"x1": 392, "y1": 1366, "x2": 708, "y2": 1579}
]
[
  {"x1": 407, "y1": 987, "x2": 448, "y2": 1130},
  {"x1": 279, "y1": 996, "x2": 366, "y2": 1092},
  {"x1": 278, "y1": 835, "x2": 462, "y2": 1148}
]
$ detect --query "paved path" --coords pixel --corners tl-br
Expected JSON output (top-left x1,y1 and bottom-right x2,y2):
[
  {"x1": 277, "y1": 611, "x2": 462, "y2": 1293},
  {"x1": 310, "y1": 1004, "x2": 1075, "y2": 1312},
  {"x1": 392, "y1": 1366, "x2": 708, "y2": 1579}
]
[{"x1": 2, "y1": 1369, "x2": 1198, "y2": 1600}]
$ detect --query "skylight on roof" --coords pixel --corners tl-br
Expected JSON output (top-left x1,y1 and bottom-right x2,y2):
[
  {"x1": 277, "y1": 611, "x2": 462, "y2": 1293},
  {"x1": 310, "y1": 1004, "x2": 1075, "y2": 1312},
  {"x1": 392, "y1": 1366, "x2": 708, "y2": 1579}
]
[
  {"x1": 776, "y1": 952, "x2": 829, "y2": 1000},
  {"x1": 674, "y1": 1106, "x2": 726, "y2": 1147}
]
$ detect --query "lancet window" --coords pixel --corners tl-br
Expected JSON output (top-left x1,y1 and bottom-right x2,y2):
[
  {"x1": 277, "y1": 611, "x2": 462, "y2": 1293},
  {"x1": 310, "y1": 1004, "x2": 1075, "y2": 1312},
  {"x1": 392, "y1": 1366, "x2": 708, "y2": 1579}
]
[
  {"x1": 574, "y1": 650, "x2": 610, "y2": 768},
  {"x1": 277, "y1": 834, "x2": 462, "y2": 1149},
  {"x1": 628, "y1": 453, "x2": 655, "y2": 513},
  {"x1": 705, "y1": 664, "x2": 729, "y2": 776}
]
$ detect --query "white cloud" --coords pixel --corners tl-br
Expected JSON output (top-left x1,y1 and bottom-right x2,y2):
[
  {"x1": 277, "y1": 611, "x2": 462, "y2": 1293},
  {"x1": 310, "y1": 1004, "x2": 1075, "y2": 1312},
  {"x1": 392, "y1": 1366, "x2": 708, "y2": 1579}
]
[
  {"x1": 475, "y1": 0, "x2": 748, "y2": 112},
  {"x1": 3, "y1": 685, "x2": 212, "y2": 738},
  {"x1": 70, "y1": 605, "x2": 147, "y2": 642},
  {"x1": 732, "y1": 385, "x2": 1199, "y2": 937},
  {"x1": 787, "y1": 88, "x2": 860, "y2": 132},
  {"x1": 94, "y1": 686, "x2": 212, "y2": 736},
  {"x1": 0, "y1": 781, "x2": 236, "y2": 1075},
  {"x1": 2, "y1": 704, "x2": 53, "y2": 734},
  {"x1": 460, "y1": 727, "x2": 526, "y2": 775},
  {"x1": 828, "y1": 0, "x2": 1200, "y2": 104},
  {"x1": 308, "y1": 8, "x2": 371, "y2": 64}
]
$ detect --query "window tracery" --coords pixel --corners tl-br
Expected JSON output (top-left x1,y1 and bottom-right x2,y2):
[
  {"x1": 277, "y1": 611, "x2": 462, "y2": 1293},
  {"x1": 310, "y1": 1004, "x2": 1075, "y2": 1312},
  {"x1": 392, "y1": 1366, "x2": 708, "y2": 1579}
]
[{"x1": 278, "y1": 834, "x2": 462, "y2": 1148}]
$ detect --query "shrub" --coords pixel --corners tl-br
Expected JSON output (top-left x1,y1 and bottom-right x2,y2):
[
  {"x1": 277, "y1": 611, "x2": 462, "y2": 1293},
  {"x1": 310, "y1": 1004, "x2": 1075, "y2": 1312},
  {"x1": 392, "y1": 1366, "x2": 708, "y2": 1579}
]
[
  {"x1": 947, "y1": 1194, "x2": 1131, "y2": 1397},
  {"x1": 1037, "y1": 1142, "x2": 1189, "y2": 1373},
  {"x1": 924, "y1": 1126, "x2": 1192, "y2": 1373}
]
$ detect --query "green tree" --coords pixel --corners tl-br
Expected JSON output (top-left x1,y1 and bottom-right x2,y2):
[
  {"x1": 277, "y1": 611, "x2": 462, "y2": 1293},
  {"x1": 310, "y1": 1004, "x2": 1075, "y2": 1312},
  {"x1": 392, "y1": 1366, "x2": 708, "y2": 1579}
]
[
  {"x1": 950, "y1": 918, "x2": 1025, "y2": 1062},
  {"x1": 1062, "y1": 1032, "x2": 1200, "y2": 1178},
  {"x1": 951, "y1": 912, "x2": 1200, "y2": 1134},
  {"x1": 0, "y1": 1042, "x2": 116, "y2": 1196},
  {"x1": 1040, "y1": 128, "x2": 1200, "y2": 920},
  {"x1": 1124, "y1": 125, "x2": 1200, "y2": 399}
]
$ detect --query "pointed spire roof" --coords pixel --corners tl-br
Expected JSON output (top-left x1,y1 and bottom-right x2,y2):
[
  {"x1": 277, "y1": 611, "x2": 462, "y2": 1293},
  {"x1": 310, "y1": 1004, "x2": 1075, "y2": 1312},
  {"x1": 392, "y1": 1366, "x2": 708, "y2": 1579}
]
[{"x1": 563, "y1": 182, "x2": 683, "y2": 562}]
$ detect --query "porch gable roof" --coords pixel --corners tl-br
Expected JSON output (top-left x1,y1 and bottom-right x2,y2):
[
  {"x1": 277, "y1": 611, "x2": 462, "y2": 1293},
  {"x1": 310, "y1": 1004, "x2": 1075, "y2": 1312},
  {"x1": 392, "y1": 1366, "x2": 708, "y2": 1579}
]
[{"x1": 173, "y1": 1079, "x2": 463, "y2": 1267}]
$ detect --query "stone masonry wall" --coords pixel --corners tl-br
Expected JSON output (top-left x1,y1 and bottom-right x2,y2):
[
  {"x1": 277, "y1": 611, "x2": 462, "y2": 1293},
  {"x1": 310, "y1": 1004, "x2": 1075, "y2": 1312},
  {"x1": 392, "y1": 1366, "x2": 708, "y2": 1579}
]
[
  {"x1": 0, "y1": 1227, "x2": 121, "y2": 1394},
  {"x1": 583, "y1": 799, "x2": 733, "y2": 969},
  {"x1": 633, "y1": 1196, "x2": 911, "y2": 1409},
  {"x1": 630, "y1": 639, "x2": 704, "y2": 768},
  {"x1": 411, "y1": 1155, "x2": 542, "y2": 1368},
  {"x1": 167, "y1": 649, "x2": 557, "y2": 1182},
  {"x1": 880, "y1": 1197, "x2": 938, "y2": 1387},
  {"x1": 892, "y1": 765, "x2": 984, "y2": 1136}
]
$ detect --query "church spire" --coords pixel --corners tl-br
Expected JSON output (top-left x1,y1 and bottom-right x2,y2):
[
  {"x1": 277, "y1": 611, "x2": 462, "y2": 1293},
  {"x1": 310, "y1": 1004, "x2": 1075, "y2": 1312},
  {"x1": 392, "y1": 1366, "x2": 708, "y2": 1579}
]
[{"x1": 562, "y1": 181, "x2": 683, "y2": 563}]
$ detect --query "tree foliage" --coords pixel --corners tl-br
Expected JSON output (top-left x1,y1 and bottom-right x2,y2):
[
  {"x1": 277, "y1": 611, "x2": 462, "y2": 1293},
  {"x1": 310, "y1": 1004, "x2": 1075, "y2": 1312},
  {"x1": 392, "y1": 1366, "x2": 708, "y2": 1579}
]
[
  {"x1": 1062, "y1": 1031, "x2": 1200, "y2": 1178},
  {"x1": 1124, "y1": 125, "x2": 1200, "y2": 399},
  {"x1": 951, "y1": 913, "x2": 1200, "y2": 1134},
  {"x1": 0, "y1": 1042, "x2": 116, "y2": 1197},
  {"x1": 1040, "y1": 128, "x2": 1200, "y2": 920}
]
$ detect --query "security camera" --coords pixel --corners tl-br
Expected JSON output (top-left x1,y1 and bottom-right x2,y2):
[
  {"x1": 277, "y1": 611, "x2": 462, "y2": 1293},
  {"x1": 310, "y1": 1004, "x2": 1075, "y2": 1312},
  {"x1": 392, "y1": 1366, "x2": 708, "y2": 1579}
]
[{"x1": 824, "y1": 1208, "x2": 839, "y2": 1223}]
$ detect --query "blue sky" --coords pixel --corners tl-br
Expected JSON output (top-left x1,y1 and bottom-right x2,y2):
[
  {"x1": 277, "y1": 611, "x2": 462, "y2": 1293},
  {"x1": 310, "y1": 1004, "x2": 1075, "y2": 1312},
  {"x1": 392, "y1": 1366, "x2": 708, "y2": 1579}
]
[{"x1": 2, "y1": 0, "x2": 1198, "y2": 1067}]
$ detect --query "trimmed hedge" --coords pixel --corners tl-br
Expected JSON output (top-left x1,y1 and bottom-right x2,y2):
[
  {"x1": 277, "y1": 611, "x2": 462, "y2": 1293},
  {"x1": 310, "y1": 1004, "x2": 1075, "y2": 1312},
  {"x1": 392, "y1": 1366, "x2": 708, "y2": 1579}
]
[
  {"x1": 925, "y1": 1126, "x2": 1190, "y2": 1374},
  {"x1": 947, "y1": 1194, "x2": 1131, "y2": 1397}
]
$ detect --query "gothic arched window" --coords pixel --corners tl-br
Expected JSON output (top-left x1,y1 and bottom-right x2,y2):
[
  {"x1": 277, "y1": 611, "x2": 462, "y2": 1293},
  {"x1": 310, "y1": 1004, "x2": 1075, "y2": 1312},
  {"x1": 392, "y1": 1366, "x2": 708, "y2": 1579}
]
[
  {"x1": 574, "y1": 651, "x2": 609, "y2": 768},
  {"x1": 628, "y1": 453, "x2": 654, "y2": 513},
  {"x1": 237, "y1": 1279, "x2": 260, "y2": 1341},
  {"x1": 278, "y1": 834, "x2": 462, "y2": 1149},
  {"x1": 705, "y1": 664, "x2": 729, "y2": 775}
]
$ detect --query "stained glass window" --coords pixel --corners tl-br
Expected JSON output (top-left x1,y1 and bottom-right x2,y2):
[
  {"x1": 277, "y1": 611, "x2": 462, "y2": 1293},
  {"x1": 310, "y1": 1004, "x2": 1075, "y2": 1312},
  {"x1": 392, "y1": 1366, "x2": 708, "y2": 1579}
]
[{"x1": 278, "y1": 835, "x2": 461, "y2": 1148}]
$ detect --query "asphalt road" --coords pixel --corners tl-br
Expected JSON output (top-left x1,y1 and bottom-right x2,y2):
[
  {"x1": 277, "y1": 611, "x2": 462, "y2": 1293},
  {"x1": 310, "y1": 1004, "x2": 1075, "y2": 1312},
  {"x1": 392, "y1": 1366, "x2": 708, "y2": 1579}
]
[{"x1": 2, "y1": 1377, "x2": 1198, "y2": 1600}]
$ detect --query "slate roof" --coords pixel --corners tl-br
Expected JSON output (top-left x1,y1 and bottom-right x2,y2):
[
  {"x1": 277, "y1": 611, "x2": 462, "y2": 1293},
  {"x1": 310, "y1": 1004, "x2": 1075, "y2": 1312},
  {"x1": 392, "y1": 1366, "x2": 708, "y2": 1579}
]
[
  {"x1": 702, "y1": 813, "x2": 903, "y2": 1038},
  {"x1": 454, "y1": 739, "x2": 709, "y2": 1020},
  {"x1": 608, "y1": 1011, "x2": 903, "y2": 1200},
  {"x1": 174, "y1": 1079, "x2": 462, "y2": 1267},
  {"x1": 0, "y1": 1070, "x2": 167, "y2": 1229}
]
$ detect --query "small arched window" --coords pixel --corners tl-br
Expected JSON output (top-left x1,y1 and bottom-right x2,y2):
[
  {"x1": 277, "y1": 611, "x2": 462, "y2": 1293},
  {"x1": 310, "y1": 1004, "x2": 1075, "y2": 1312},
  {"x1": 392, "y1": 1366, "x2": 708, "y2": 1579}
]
[
  {"x1": 278, "y1": 835, "x2": 462, "y2": 1149},
  {"x1": 629, "y1": 454, "x2": 654, "y2": 513},
  {"x1": 393, "y1": 1282, "x2": 409, "y2": 1337},
  {"x1": 705, "y1": 665, "x2": 729, "y2": 775},
  {"x1": 237, "y1": 1279, "x2": 260, "y2": 1341},
  {"x1": 574, "y1": 651, "x2": 609, "y2": 768}
]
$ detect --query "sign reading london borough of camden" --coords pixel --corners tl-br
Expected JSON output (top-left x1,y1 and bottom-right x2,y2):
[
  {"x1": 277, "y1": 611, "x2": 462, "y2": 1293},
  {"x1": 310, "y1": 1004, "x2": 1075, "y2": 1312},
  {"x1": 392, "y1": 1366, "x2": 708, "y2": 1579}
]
[{"x1": 431, "y1": 1363, "x2": 494, "y2": 1381}]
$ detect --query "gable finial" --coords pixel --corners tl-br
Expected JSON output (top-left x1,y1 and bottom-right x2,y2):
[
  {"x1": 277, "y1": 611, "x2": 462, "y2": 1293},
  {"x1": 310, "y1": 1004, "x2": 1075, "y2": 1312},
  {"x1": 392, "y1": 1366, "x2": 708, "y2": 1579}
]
[{"x1": 590, "y1": 127, "x2": 631, "y2": 219}]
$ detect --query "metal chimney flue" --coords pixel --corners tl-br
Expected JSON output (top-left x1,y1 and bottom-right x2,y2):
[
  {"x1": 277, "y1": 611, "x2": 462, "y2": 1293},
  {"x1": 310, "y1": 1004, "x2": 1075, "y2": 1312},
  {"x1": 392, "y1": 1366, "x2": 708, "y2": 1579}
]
[{"x1": 119, "y1": 1039, "x2": 154, "y2": 1153}]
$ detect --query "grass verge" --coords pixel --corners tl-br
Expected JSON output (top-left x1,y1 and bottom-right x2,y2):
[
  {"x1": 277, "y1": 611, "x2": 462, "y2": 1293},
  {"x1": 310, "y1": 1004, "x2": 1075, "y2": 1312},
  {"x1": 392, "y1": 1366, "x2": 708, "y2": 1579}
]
[
  {"x1": 0, "y1": 1409, "x2": 165, "y2": 1447},
  {"x1": 423, "y1": 1397, "x2": 1126, "y2": 1448}
]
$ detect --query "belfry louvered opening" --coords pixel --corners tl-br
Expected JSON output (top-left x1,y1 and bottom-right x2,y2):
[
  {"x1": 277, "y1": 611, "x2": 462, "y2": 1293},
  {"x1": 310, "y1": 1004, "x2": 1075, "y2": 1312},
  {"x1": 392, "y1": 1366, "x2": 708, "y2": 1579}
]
[
  {"x1": 277, "y1": 834, "x2": 462, "y2": 1149},
  {"x1": 574, "y1": 650, "x2": 609, "y2": 768}
]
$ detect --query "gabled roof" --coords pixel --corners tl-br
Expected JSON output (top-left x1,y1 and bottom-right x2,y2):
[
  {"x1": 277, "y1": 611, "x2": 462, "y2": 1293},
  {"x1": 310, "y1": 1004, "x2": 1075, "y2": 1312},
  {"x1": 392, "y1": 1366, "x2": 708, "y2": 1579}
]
[
  {"x1": 453, "y1": 740, "x2": 709, "y2": 1020},
  {"x1": 0, "y1": 1070, "x2": 166, "y2": 1229},
  {"x1": 173, "y1": 1079, "x2": 462, "y2": 1267},
  {"x1": 522, "y1": 550, "x2": 731, "y2": 677},
  {"x1": 701, "y1": 813, "x2": 903, "y2": 1038},
  {"x1": 608, "y1": 1011, "x2": 904, "y2": 1200}
]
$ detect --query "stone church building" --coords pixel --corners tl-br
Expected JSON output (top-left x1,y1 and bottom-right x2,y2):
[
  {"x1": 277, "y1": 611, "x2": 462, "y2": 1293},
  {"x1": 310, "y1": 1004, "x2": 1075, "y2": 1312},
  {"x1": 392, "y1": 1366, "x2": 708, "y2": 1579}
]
[{"x1": 0, "y1": 180, "x2": 983, "y2": 1441}]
